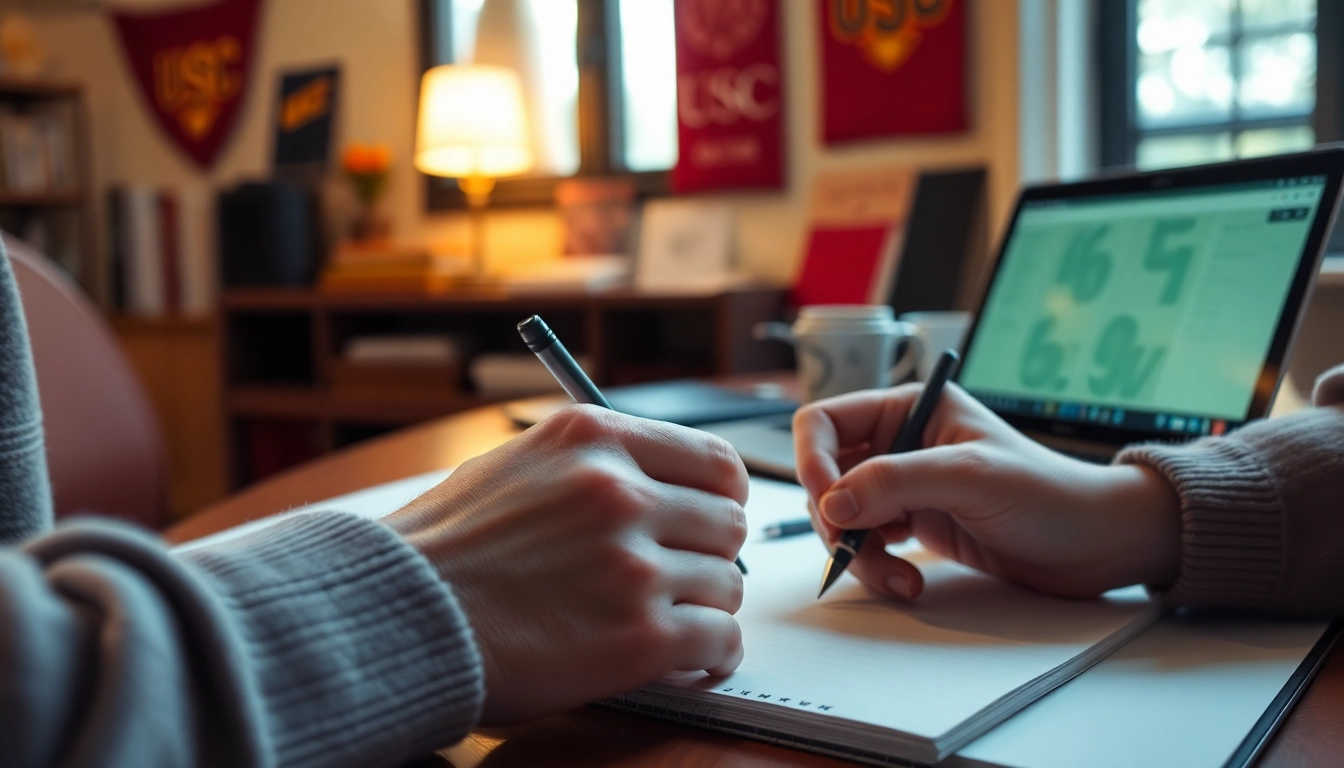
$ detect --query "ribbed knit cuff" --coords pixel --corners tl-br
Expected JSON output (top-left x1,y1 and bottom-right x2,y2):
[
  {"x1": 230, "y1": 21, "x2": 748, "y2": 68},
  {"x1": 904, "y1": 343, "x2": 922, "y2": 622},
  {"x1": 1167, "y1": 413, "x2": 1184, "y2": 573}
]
[
  {"x1": 182, "y1": 511, "x2": 484, "y2": 768},
  {"x1": 1117, "y1": 439, "x2": 1284, "y2": 610}
]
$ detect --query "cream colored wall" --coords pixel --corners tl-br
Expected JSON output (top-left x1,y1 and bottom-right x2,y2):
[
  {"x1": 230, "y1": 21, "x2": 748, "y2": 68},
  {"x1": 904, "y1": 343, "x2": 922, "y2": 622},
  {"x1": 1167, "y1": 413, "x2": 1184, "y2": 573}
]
[{"x1": 32, "y1": 0, "x2": 1018, "y2": 286}]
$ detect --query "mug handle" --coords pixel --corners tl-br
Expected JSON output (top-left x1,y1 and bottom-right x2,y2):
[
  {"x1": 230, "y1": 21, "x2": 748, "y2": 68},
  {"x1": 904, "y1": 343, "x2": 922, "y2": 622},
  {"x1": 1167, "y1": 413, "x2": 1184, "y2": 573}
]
[{"x1": 889, "y1": 330, "x2": 923, "y2": 385}]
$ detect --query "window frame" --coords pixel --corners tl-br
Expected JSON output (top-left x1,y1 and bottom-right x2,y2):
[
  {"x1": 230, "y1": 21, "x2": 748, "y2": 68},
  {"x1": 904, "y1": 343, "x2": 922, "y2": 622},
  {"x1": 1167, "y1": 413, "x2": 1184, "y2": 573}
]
[
  {"x1": 1098, "y1": 0, "x2": 1326, "y2": 169},
  {"x1": 418, "y1": 0, "x2": 670, "y2": 210}
]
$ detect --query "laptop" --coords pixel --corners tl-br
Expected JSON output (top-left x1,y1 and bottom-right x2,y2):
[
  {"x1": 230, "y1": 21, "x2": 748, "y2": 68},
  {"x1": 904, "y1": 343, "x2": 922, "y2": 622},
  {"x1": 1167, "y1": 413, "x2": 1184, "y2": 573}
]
[{"x1": 711, "y1": 148, "x2": 1344, "y2": 475}]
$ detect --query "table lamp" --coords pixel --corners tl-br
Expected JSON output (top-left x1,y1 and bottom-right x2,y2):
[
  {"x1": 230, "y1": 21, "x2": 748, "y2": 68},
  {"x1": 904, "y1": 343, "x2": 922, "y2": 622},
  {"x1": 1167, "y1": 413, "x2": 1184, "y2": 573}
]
[{"x1": 415, "y1": 63, "x2": 533, "y2": 275}]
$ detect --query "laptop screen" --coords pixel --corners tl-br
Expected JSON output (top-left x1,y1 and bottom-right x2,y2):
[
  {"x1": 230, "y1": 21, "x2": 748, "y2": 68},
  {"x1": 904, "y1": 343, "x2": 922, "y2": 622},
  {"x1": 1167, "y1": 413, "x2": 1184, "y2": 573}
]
[{"x1": 960, "y1": 172, "x2": 1331, "y2": 441}]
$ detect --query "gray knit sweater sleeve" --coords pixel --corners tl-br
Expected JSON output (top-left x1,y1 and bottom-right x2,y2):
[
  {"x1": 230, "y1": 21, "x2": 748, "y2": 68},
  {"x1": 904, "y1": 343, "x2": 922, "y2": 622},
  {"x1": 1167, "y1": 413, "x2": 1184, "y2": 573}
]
[
  {"x1": 0, "y1": 246, "x2": 51, "y2": 543},
  {"x1": 1118, "y1": 366, "x2": 1344, "y2": 616},
  {"x1": 0, "y1": 246, "x2": 484, "y2": 766}
]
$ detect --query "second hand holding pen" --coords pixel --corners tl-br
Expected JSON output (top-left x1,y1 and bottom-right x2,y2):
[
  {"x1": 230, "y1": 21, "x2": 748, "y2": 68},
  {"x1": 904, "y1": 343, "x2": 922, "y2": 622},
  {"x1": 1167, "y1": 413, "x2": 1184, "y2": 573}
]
[
  {"x1": 518, "y1": 314, "x2": 747, "y2": 575},
  {"x1": 816, "y1": 349, "x2": 961, "y2": 598}
]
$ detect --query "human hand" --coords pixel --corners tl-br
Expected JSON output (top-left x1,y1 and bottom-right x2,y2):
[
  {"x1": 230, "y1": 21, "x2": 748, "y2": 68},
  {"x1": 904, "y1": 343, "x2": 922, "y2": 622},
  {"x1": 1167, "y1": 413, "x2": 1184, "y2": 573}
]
[
  {"x1": 383, "y1": 405, "x2": 748, "y2": 724},
  {"x1": 793, "y1": 384, "x2": 1181, "y2": 601}
]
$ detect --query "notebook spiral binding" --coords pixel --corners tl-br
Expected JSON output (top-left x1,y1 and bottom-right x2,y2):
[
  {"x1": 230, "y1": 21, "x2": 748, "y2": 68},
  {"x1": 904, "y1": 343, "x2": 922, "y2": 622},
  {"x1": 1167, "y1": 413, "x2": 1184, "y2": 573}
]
[{"x1": 599, "y1": 691, "x2": 927, "y2": 767}]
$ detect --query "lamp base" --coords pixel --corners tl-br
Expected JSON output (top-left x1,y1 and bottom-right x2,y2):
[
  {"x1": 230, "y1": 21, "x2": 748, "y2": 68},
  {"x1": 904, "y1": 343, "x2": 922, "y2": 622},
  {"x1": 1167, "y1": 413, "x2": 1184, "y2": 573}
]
[{"x1": 458, "y1": 175, "x2": 495, "y2": 275}]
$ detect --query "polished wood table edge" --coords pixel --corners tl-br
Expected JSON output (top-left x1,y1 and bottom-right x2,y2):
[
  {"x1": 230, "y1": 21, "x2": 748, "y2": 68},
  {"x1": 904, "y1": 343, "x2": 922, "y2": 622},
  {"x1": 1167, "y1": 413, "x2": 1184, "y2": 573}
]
[{"x1": 166, "y1": 394, "x2": 1344, "y2": 768}]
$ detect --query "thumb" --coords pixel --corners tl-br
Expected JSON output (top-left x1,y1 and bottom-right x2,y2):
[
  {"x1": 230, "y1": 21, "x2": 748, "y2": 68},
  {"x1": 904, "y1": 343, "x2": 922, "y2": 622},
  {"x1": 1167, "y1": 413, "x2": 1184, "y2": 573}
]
[{"x1": 818, "y1": 445, "x2": 994, "y2": 530}]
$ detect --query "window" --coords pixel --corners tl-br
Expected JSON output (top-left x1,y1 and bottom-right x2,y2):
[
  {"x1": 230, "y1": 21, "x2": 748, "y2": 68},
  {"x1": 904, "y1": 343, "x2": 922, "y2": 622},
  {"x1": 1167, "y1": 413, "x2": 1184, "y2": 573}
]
[
  {"x1": 1101, "y1": 0, "x2": 1318, "y2": 170},
  {"x1": 418, "y1": 0, "x2": 677, "y2": 209}
]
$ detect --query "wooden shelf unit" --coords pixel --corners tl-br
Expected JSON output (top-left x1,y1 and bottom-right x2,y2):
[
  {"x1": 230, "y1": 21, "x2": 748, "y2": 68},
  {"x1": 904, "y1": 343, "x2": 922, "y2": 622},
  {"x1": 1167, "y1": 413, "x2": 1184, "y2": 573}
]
[
  {"x1": 0, "y1": 78, "x2": 98, "y2": 302},
  {"x1": 220, "y1": 285, "x2": 791, "y2": 490}
]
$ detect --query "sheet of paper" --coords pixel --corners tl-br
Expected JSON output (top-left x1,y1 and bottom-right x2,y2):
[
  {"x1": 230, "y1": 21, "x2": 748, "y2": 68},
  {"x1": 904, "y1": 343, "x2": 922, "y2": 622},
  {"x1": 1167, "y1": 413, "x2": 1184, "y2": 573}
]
[
  {"x1": 659, "y1": 479, "x2": 1153, "y2": 741},
  {"x1": 174, "y1": 469, "x2": 452, "y2": 551},
  {"x1": 953, "y1": 616, "x2": 1329, "y2": 768}
]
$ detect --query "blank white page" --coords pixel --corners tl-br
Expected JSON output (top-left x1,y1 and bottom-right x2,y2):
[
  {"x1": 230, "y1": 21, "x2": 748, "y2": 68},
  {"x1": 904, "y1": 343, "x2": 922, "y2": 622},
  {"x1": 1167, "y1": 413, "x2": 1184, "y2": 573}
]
[
  {"x1": 954, "y1": 616, "x2": 1329, "y2": 768},
  {"x1": 656, "y1": 478, "x2": 1155, "y2": 741}
]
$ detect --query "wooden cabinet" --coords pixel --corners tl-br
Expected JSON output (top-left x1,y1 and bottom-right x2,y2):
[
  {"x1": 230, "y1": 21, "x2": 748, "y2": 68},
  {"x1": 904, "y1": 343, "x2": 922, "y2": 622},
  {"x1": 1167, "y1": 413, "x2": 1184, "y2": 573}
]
[
  {"x1": 112, "y1": 316, "x2": 226, "y2": 521},
  {"x1": 219, "y1": 286, "x2": 790, "y2": 490}
]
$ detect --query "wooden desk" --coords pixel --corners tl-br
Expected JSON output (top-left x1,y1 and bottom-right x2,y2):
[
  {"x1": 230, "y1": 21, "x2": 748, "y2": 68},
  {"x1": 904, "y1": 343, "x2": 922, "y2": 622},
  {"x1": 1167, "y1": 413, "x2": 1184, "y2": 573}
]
[{"x1": 166, "y1": 403, "x2": 1344, "y2": 767}]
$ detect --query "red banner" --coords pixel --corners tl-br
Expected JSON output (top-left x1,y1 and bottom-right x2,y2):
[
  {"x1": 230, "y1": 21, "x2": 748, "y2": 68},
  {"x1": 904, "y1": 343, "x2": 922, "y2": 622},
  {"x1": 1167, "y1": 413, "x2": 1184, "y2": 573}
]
[
  {"x1": 820, "y1": 0, "x2": 966, "y2": 144},
  {"x1": 111, "y1": 0, "x2": 263, "y2": 169},
  {"x1": 672, "y1": 0, "x2": 785, "y2": 193}
]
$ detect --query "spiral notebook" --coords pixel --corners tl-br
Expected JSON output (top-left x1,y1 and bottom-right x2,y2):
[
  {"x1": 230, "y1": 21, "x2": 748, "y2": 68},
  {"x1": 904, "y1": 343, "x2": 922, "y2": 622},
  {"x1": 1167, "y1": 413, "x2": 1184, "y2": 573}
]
[{"x1": 603, "y1": 479, "x2": 1164, "y2": 766}]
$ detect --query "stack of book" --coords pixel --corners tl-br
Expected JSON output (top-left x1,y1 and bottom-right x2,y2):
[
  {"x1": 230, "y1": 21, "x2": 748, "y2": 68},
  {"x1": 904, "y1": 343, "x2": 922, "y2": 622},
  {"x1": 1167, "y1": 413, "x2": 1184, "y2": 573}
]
[
  {"x1": 107, "y1": 185, "x2": 214, "y2": 317},
  {"x1": 319, "y1": 241, "x2": 472, "y2": 293}
]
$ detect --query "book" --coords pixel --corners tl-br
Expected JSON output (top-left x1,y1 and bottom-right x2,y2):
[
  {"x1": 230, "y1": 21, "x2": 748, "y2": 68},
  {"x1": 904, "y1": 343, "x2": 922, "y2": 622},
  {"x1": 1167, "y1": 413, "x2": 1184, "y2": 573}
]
[
  {"x1": 120, "y1": 184, "x2": 164, "y2": 317},
  {"x1": 602, "y1": 479, "x2": 1163, "y2": 765},
  {"x1": 106, "y1": 184, "x2": 214, "y2": 316}
]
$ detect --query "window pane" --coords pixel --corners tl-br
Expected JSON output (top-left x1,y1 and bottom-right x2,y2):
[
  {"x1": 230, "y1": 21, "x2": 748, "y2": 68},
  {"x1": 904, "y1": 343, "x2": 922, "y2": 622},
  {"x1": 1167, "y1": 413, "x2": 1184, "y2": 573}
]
[
  {"x1": 453, "y1": 0, "x2": 580, "y2": 177},
  {"x1": 1136, "y1": 132, "x2": 1233, "y2": 169},
  {"x1": 450, "y1": 0, "x2": 484, "y2": 63},
  {"x1": 1136, "y1": 0, "x2": 1230, "y2": 55},
  {"x1": 1241, "y1": 0, "x2": 1315, "y2": 30},
  {"x1": 619, "y1": 0, "x2": 678, "y2": 172},
  {"x1": 1137, "y1": 46, "x2": 1232, "y2": 128},
  {"x1": 1235, "y1": 126, "x2": 1315, "y2": 158},
  {"x1": 1237, "y1": 33, "x2": 1315, "y2": 120}
]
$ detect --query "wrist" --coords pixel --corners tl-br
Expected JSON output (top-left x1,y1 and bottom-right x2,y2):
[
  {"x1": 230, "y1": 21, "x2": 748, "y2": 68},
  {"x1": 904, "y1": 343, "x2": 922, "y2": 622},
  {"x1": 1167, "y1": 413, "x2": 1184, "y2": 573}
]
[{"x1": 1096, "y1": 463, "x2": 1181, "y2": 591}]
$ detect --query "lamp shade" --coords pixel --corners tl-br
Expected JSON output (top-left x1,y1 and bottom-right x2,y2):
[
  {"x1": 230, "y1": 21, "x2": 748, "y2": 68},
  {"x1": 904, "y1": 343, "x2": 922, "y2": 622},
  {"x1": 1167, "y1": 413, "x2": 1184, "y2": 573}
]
[{"x1": 415, "y1": 64, "x2": 533, "y2": 179}]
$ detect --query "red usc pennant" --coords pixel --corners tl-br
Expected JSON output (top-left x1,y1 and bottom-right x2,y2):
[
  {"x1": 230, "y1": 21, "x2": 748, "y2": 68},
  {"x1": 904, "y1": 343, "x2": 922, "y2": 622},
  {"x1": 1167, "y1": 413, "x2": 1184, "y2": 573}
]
[
  {"x1": 820, "y1": 0, "x2": 966, "y2": 144},
  {"x1": 111, "y1": 0, "x2": 263, "y2": 169},
  {"x1": 672, "y1": 0, "x2": 785, "y2": 192}
]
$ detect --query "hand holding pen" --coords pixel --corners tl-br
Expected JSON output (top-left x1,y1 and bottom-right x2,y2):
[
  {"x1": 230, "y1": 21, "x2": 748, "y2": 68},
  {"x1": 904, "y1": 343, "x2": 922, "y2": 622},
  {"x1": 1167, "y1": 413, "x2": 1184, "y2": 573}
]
[
  {"x1": 519, "y1": 315, "x2": 748, "y2": 575},
  {"x1": 811, "y1": 350, "x2": 960, "y2": 598}
]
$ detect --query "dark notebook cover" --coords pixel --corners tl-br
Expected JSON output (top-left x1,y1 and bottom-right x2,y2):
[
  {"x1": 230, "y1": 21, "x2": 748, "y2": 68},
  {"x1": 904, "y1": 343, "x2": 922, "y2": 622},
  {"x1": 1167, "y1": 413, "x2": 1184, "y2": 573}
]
[{"x1": 504, "y1": 380, "x2": 797, "y2": 428}]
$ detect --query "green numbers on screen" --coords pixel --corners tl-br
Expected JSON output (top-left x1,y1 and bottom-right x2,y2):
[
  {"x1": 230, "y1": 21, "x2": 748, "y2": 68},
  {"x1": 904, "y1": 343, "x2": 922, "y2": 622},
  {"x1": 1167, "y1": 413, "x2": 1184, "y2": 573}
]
[
  {"x1": 1055, "y1": 225, "x2": 1111, "y2": 302},
  {"x1": 1020, "y1": 317, "x2": 1068, "y2": 391},
  {"x1": 1143, "y1": 218, "x2": 1195, "y2": 305},
  {"x1": 1088, "y1": 315, "x2": 1166, "y2": 398},
  {"x1": 1015, "y1": 219, "x2": 1197, "y2": 401}
]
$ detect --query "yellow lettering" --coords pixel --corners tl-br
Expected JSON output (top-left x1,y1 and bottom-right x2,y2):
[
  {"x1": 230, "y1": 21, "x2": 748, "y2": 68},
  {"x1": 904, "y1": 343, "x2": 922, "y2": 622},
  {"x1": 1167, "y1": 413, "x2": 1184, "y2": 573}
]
[{"x1": 280, "y1": 77, "x2": 332, "y2": 132}]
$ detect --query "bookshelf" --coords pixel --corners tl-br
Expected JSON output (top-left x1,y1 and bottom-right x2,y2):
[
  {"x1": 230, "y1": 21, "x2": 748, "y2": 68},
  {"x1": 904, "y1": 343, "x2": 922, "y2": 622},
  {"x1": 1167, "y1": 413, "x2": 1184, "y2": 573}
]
[
  {"x1": 219, "y1": 285, "x2": 791, "y2": 490},
  {"x1": 0, "y1": 79, "x2": 98, "y2": 303}
]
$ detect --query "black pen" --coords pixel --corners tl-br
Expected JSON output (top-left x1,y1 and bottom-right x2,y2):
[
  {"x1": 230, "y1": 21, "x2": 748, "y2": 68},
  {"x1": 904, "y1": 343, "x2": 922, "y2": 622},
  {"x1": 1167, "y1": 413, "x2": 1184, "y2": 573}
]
[
  {"x1": 817, "y1": 349, "x2": 960, "y2": 598},
  {"x1": 764, "y1": 518, "x2": 814, "y2": 539},
  {"x1": 518, "y1": 314, "x2": 747, "y2": 575}
]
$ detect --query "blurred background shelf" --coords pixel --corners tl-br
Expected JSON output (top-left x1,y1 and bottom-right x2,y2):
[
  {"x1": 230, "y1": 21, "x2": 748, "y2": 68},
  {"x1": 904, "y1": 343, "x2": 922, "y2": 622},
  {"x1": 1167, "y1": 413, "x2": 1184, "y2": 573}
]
[{"x1": 219, "y1": 285, "x2": 790, "y2": 490}]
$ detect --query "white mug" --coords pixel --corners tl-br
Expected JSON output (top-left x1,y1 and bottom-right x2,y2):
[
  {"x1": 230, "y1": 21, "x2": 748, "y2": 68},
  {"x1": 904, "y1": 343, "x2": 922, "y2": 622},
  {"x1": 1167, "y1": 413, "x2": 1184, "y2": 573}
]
[
  {"x1": 756, "y1": 305, "x2": 922, "y2": 403},
  {"x1": 899, "y1": 311, "x2": 972, "y2": 381}
]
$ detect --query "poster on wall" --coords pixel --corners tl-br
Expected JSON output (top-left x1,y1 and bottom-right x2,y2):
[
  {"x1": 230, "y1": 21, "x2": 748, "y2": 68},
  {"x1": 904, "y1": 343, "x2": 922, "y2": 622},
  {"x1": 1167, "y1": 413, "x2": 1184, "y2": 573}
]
[
  {"x1": 820, "y1": 0, "x2": 966, "y2": 144},
  {"x1": 672, "y1": 0, "x2": 785, "y2": 193},
  {"x1": 272, "y1": 64, "x2": 340, "y2": 172},
  {"x1": 110, "y1": 0, "x2": 264, "y2": 169}
]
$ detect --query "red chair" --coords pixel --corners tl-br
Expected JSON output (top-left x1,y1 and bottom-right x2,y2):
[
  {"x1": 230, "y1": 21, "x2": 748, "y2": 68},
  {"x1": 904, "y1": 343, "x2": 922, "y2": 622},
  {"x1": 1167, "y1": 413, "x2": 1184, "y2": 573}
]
[{"x1": 7, "y1": 235, "x2": 167, "y2": 529}]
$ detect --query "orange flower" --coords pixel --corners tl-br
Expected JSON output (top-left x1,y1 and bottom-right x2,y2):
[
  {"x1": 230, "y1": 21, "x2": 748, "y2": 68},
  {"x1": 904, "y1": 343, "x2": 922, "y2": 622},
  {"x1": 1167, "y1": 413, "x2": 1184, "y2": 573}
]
[{"x1": 342, "y1": 142, "x2": 392, "y2": 174}]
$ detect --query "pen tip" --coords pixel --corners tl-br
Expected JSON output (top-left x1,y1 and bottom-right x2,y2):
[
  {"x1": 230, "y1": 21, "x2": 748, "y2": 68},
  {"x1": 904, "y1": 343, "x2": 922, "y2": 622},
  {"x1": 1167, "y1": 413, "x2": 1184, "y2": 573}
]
[{"x1": 817, "y1": 547, "x2": 854, "y2": 599}]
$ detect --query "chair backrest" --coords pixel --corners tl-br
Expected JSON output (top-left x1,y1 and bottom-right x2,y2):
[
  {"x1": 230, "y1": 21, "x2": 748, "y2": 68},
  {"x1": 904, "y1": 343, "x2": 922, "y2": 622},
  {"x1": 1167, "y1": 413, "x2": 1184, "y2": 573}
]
[{"x1": 7, "y1": 235, "x2": 167, "y2": 529}]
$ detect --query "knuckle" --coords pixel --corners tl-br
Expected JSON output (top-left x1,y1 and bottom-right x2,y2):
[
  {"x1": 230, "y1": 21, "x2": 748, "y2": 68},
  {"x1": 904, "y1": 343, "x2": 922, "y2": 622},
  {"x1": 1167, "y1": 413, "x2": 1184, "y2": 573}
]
[
  {"x1": 700, "y1": 433, "x2": 749, "y2": 500},
  {"x1": 629, "y1": 607, "x2": 677, "y2": 653},
  {"x1": 724, "y1": 563, "x2": 745, "y2": 612},
  {"x1": 574, "y1": 464, "x2": 644, "y2": 521},
  {"x1": 610, "y1": 547, "x2": 661, "y2": 592},
  {"x1": 952, "y1": 443, "x2": 995, "y2": 476},
  {"x1": 550, "y1": 403, "x2": 616, "y2": 446},
  {"x1": 727, "y1": 503, "x2": 749, "y2": 549}
]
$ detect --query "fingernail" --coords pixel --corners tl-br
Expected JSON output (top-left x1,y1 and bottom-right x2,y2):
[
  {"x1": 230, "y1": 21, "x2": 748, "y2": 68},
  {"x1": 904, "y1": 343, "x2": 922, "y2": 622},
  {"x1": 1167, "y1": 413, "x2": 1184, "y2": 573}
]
[
  {"x1": 886, "y1": 574, "x2": 912, "y2": 599},
  {"x1": 821, "y1": 489, "x2": 859, "y2": 524}
]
